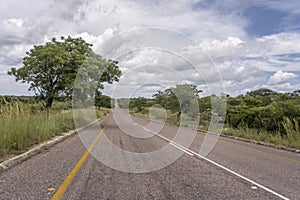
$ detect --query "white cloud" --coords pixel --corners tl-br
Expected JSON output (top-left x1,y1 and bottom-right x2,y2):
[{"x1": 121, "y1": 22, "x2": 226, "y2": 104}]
[
  {"x1": 255, "y1": 32, "x2": 300, "y2": 55},
  {"x1": 283, "y1": 63, "x2": 300, "y2": 71},
  {"x1": 0, "y1": 70, "x2": 32, "y2": 95},
  {"x1": 98, "y1": 30, "x2": 298, "y2": 97},
  {"x1": 265, "y1": 1, "x2": 300, "y2": 15},
  {"x1": 3, "y1": 18, "x2": 24, "y2": 27},
  {"x1": 0, "y1": 70, "x2": 7, "y2": 75},
  {"x1": 264, "y1": 82, "x2": 300, "y2": 93},
  {"x1": 0, "y1": 44, "x2": 32, "y2": 65},
  {"x1": 267, "y1": 70, "x2": 297, "y2": 85},
  {"x1": 1, "y1": 0, "x2": 300, "y2": 96},
  {"x1": 73, "y1": 28, "x2": 117, "y2": 50}
]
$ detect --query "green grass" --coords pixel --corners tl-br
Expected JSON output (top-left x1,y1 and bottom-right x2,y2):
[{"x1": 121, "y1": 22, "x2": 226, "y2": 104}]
[
  {"x1": 222, "y1": 117, "x2": 300, "y2": 149},
  {"x1": 222, "y1": 128, "x2": 282, "y2": 144},
  {"x1": 130, "y1": 107, "x2": 180, "y2": 126},
  {"x1": 131, "y1": 107, "x2": 300, "y2": 150},
  {"x1": 0, "y1": 101, "x2": 110, "y2": 162}
]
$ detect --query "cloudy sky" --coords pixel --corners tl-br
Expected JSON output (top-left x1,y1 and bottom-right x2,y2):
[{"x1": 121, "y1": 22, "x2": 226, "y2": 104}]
[{"x1": 0, "y1": 0, "x2": 300, "y2": 97}]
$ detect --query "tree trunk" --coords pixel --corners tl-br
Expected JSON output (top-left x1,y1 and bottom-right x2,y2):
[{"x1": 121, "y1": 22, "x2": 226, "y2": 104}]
[
  {"x1": 45, "y1": 96, "x2": 54, "y2": 109},
  {"x1": 177, "y1": 111, "x2": 181, "y2": 121}
]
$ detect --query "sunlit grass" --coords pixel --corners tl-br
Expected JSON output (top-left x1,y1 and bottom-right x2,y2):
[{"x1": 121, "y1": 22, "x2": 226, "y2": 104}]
[
  {"x1": 222, "y1": 117, "x2": 300, "y2": 149},
  {"x1": 0, "y1": 101, "x2": 110, "y2": 162},
  {"x1": 131, "y1": 107, "x2": 300, "y2": 150}
]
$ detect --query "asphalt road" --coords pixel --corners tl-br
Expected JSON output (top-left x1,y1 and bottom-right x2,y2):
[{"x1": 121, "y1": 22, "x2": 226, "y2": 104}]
[{"x1": 0, "y1": 109, "x2": 299, "y2": 199}]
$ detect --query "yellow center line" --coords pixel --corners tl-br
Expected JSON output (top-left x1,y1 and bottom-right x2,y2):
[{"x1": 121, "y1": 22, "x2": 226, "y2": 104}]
[
  {"x1": 52, "y1": 116, "x2": 112, "y2": 200},
  {"x1": 219, "y1": 138, "x2": 300, "y2": 164}
]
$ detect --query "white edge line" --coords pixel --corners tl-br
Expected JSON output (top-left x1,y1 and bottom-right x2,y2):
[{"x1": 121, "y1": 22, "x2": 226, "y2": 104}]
[
  {"x1": 143, "y1": 127, "x2": 193, "y2": 156},
  {"x1": 135, "y1": 124, "x2": 289, "y2": 200},
  {"x1": 191, "y1": 151, "x2": 289, "y2": 200},
  {"x1": 169, "y1": 141, "x2": 193, "y2": 156}
]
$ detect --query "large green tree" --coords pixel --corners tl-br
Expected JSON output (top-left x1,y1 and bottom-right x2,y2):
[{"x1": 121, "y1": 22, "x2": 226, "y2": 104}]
[
  {"x1": 8, "y1": 36, "x2": 121, "y2": 109},
  {"x1": 129, "y1": 97, "x2": 151, "y2": 112},
  {"x1": 153, "y1": 84, "x2": 202, "y2": 119}
]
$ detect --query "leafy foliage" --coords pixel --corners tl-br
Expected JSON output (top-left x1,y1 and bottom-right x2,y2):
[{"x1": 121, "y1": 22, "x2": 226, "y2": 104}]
[
  {"x1": 152, "y1": 84, "x2": 202, "y2": 119},
  {"x1": 226, "y1": 89, "x2": 300, "y2": 135},
  {"x1": 129, "y1": 97, "x2": 152, "y2": 112},
  {"x1": 9, "y1": 36, "x2": 121, "y2": 109},
  {"x1": 95, "y1": 91, "x2": 114, "y2": 108},
  {"x1": 125, "y1": 87, "x2": 300, "y2": 138}
]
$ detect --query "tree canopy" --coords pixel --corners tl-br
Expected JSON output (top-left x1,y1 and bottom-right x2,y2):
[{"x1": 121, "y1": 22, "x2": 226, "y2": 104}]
[
  {"x1": 122, "y1": 87, "x2": 300, "y2": 136},
  {"x1": 8, "y1": 36, "x2": 121, "y2": 109},
  {"x1": 153, "y1": 84, "x2": 202, "y2": 119}
]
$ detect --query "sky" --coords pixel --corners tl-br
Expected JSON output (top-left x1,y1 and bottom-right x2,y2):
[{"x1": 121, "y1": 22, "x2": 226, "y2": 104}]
[{"x1": 0, "y1": 0, "x2": 300, "y2": 97}]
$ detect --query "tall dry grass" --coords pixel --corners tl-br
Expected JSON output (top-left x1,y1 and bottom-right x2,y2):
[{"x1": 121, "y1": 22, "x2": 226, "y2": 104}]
[
  {"x1": 222, "y1": 117, "x2": 300, "y2": 149},
  {"x1": 0, "y1": 101, "x2": 110, "y2": 162},
  {"x1": 131, "y1": 106, "x2": 300, "y2": 150}
]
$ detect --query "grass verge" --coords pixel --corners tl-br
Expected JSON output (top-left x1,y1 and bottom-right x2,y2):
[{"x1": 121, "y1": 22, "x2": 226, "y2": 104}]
[
  {"x1": 0, "y1": 101, "x2": 110, "y2": 162},
  {"x1": 130, "y1": 107, "x2": 300, "y2": 150}
]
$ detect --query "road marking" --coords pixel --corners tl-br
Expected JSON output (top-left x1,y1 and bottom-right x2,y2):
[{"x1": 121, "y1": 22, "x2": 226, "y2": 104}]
[
  {"x1": 219, "y1": 139, "x2": 300, "y2": 164},
  {"x1": 251, "y1": 186, "x2": 258, "y2": 190},
  {"x1": 190, "y1": 147, "x2": 289, "y2": 200},
  {"x1": 141, "y1": 126, "x2": 193, "y2": 156},
  {"x1": 52, "y1": 117, "x2": 112, "y2": 200},
  {"x1": 134, "y1": 123, "x2": 289, "y2": 200},
  {"x1": 48, "y1": 188, "x2": 55, "y2": 191},
  {"x1": 169, "y1": 141, "x2": 193, "y2": 156}
]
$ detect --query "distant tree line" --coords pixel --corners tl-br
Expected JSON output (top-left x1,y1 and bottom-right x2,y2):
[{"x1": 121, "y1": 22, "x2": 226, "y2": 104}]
[
  {"x1": 119, "y1": 87, "x2": 300, "y2": 136},
  {"x1": 0, "y1": 96, "x2": 36, "y2": 104},
  {"x1": 0, "y1": 93, "x2": 113, "y2": 109}
]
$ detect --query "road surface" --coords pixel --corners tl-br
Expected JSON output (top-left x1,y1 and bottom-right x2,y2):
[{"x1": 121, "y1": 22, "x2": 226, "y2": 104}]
[{"x1": 0, "y1": 109, "x2": 299, "y2": 199}]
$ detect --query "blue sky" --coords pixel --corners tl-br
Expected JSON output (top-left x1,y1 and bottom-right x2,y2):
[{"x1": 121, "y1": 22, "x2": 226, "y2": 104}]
[
  {"x1": 245, "y1": 6, "x2": 287, "y2": 37},
  {"x1": 0, "y1": 0, "x2": 299, "y2": 97}
]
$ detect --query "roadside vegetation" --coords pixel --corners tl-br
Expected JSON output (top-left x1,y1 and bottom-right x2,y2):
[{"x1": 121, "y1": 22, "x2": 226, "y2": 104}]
[
  {"x1": 0, "y1": 96, "x2": 112, "y2": 162},
  {"x1": 119, "y1": 87, "x2": 300, "y2": 149},
  {"x1": 1, "y1": 36, "x2": 121, "y2": 162}
]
